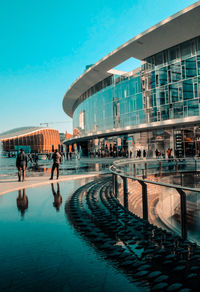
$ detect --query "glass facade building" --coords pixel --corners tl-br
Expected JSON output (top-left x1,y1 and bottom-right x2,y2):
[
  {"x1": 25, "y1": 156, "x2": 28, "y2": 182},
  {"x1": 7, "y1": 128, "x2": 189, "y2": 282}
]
[{"x1": 63, "y1": 3, "x2": 200, "y2": 158}]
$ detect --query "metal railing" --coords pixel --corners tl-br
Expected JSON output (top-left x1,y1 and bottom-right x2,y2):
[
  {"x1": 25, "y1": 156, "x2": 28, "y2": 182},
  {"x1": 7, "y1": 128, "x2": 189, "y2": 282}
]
[{"x1": 110, "y1": 158, "x2": 200, "y2": 241}]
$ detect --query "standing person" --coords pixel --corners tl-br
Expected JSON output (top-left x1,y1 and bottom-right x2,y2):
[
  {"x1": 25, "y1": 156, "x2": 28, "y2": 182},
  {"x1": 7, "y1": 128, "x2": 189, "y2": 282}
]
[
  {"x1": 167, "y1": 148, "x2": 172, "y2": 160},
  {"x1": 16, "y1": 148, "x2": 28, "y2": 182},
  {"x1": 50, "y1": 149, "x2": 62, "y2": 180},
  {"x1": 143, "y1": 149, "x2": 146, "y2": 158}
]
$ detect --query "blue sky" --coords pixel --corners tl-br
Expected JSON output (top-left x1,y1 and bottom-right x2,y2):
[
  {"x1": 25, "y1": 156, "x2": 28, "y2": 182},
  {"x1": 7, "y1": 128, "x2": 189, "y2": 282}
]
[{"x1": 0, "y1": 0, "x2": 197, "y2": 134}]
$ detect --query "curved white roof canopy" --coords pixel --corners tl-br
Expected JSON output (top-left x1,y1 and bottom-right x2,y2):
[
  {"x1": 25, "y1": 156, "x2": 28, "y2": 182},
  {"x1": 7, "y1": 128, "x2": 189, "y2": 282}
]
[{"x1": 63, "y1": 2, "x2": 200, "y2": 118}]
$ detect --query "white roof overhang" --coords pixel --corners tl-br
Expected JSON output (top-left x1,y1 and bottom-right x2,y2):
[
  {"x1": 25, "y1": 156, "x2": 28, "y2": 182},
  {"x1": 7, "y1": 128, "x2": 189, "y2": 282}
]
[{"x1": 63, "y1": 2, "x2": 200, "y2": 118}]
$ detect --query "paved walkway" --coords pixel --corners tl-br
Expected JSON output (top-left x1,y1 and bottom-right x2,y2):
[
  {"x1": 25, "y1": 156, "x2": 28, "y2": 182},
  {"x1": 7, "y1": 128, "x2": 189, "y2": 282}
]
[
  {"x1": 0, "y1": 172, "x2": 103, "y2": 196},
  {"x1": 0, "y1": 156, "x2": 119, "y2": 196}
]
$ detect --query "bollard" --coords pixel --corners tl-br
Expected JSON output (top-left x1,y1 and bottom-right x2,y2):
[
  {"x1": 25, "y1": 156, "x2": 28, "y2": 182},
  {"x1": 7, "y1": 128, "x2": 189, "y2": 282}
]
[
  {"x1": 176, "y1": 188, "x2": 187, "y2": 240},
  {"x1": 139, "y1": 181, "x2": 148, "y2": 221}
]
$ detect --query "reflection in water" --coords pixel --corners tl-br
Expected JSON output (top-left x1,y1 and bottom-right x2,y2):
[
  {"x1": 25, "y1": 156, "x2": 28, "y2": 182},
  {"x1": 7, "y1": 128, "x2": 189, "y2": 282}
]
[
  {"x1": 51, "y1": 183, "x2": 62, "y2": 211},
  {"x1": 17, "y1": 189, "x2": 28, "y2": 217}
]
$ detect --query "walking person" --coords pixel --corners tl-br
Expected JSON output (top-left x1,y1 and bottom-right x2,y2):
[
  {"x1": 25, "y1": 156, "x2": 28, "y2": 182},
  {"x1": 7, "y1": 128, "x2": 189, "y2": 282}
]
[
  {"x1": 51, "y1": 183, "x2": 62, "y2": 211},
  {"x1": 16, "y1": 148, "x2": 28, "y2": 182},
  {"x1": 50, "y1": 149, "x2": 62, "y2": 180}
]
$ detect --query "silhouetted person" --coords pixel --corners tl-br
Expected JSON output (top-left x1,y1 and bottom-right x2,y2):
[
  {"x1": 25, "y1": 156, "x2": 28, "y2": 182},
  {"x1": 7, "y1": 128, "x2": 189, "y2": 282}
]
[
  {"x1": 50, "y1": 149, "x2": 62, "y2": 180},
  {"x1": 16, "y1": 148, "x2": 28, "y2": 181},
  {"x1": 17, "y1": 189, "x2": 28, "y2": 217},
  {"x1": 51, "y1": 183, "x2": 62, "y2": 211},
  {"x1": 143, "y1": 149, "x2": 146, "y2": 158}
]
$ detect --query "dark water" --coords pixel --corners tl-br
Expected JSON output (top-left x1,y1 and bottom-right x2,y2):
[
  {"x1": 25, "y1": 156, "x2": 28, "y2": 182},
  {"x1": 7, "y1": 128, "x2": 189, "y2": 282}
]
[{"x1": 0, "y1": 179, "x2": 141, "y2": 292}]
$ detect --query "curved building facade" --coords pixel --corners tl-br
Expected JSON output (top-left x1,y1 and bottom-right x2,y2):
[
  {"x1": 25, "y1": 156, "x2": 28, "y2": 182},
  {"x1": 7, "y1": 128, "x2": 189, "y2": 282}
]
[
  {"x1": 1, "y1": 127, "x2": 60, "y2": 153},
  {"x1": 63, "y1": 2, "x2": 200, "y2": 158}
]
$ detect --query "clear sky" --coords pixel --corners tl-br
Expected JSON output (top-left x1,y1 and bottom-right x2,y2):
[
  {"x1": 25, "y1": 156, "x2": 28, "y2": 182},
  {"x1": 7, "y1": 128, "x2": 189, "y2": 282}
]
[{"x1": 0, "y1": 0, "x2": 197, "y2": 134}]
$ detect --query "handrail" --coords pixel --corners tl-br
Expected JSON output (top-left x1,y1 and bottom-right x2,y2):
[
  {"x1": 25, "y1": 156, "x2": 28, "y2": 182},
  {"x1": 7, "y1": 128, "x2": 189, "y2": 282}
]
[
  {"x1": 109, "y1": 165, "x2": 200, "y2": 193},
  {"x1": 109, "y1": 158, "x2": 200, "y2": 241}
]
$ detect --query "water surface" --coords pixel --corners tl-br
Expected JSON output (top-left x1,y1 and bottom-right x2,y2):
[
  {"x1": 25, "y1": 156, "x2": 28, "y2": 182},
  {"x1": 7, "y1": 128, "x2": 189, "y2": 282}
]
[{"x1": 0, "y1": 179, "x2": 142, "y2": 292}]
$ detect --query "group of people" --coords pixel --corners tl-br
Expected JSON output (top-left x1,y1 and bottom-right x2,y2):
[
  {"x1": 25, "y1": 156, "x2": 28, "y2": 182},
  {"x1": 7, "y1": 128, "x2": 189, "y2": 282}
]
[
  {"x1": 136, "y1": 149, "x2": 146, "y2": 158},
  {"x1": 16, "y1": 148, "x2": 62, "y2": 182},
  {"x1": 16, "y1": 146, "x2": 174, "y2": 182},
  {"x1": 155, "y1": 148, "x2": 173, "y2": 159}
]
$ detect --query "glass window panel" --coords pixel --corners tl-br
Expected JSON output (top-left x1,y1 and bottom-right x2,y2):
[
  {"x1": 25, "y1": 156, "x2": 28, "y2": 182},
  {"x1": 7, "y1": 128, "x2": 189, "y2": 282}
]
[
  {"x1": 155, "y1": 52, "x2": 163, "y2": 67},
  {"x1": 183, "y1": 79, "x2": 194, "y2": 100},
  {"x1": 170, "y1": 63, "x2": 181, "y2": 82},
  {"x1": 158, "y1": 67, "x2": 168, "y2": 86},
  {"x1": 174, "y1": 102, "x2": 183, "y2": 119},
  {"x1": 169, "y1": 84, "x2": 179, "y2": 103},
  {"x1": 187, "y1": 99, "x2": 199, "y2": 116},
  {"x1": 165, "y1": 87, "x2": 169, "y2": 103},
  {"x1": 197, "y1": 56, "x2": 200, "y2": 75},
  {"x1": 161, "y1": 105, "x2": 169, "y2": 120},
  {"x1": 197, "y1": 37, "x2": 200, "y2": 55},
  {"x1": 178, "y1": 83, "x2": 183, "y2": 100},
  {"x1": 152, "y1": 108, "x2": 157, "y2": 122},
  {"x1": 181, "y1": 61, "x2": 186, "y2": 79},
  {"x1": 185, "y1": 57, "x2": 197, "y2": 78},
  {"x1": 181, "y1": 40, "x2": 192, "y2": 60},
  {"x1": 194, "y1": 82, "x2": 198, "y2": 98},
  {"x1": 168, "y1": 46, "x2": 178, "y2": 63}
]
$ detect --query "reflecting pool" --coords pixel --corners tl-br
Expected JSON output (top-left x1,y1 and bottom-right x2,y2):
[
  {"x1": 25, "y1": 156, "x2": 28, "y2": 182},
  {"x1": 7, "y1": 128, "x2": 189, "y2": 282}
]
[{"x1": 0, "y1": 179, "x2": 142, "y2": 292}]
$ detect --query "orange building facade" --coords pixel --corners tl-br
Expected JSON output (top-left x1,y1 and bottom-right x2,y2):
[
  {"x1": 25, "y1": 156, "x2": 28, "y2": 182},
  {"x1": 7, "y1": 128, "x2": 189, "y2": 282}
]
[{"x1": 1, "y1": 128, "x2": 60, "y2": 153}]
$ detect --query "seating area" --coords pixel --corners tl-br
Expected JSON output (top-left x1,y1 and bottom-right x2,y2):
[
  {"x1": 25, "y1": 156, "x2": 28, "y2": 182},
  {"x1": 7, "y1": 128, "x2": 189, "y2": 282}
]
[{"x1": 66, "y1": 176, "x2": 200, "y2": 291}]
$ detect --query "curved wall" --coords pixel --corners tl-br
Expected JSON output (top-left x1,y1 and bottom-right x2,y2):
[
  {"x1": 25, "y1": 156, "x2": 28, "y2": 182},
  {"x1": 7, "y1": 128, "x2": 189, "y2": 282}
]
[
  {"x1": 73, "y1": 72, "x2": 142, "y2": 135},
  {"x1": 73, "y1": 36, "x2": 200, "y2": 137},
  {"x1": 2, "y1": 129, "x2": 60, "y2": 153}
]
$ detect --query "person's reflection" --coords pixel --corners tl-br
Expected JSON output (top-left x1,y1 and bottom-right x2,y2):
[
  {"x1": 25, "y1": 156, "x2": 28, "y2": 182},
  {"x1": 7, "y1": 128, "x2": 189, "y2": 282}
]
[
  {"x1": 51, "y1": 183, "x2": 62, "y2": 211},
  {"x1": 17, "y1": 189, "x2": 28, "y2": 217}
]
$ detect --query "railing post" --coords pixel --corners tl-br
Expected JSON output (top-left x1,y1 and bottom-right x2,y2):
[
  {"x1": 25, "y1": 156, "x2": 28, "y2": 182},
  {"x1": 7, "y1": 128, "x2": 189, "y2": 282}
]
[
  {"x1": 176, "y1": 188, "x2": 187, "y2": 240},
  {"x1": 122, "y1": 177, "x2": 128, "y2": 209},
  {"x1": 145, "y1": 162, "x2": 147, "y2": 178},
  {"x1": 139, "y1": 181, "x2": 148, "y2": 221},
  {"x1": 112, "y1": 174, "x2": 115, "y2": 196},
  {"x1": 159, "y1": 161, "x2": 162, "y2": 176},
  {"x1": 176, "y1": 159, "x2": 178, "y2": 173},
  {"x1": 115, "y1": 174, "x2": 118, "y2": 198},
  {"x1": 133, "y1": 163, "x2": 136, "y2": 176}
]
